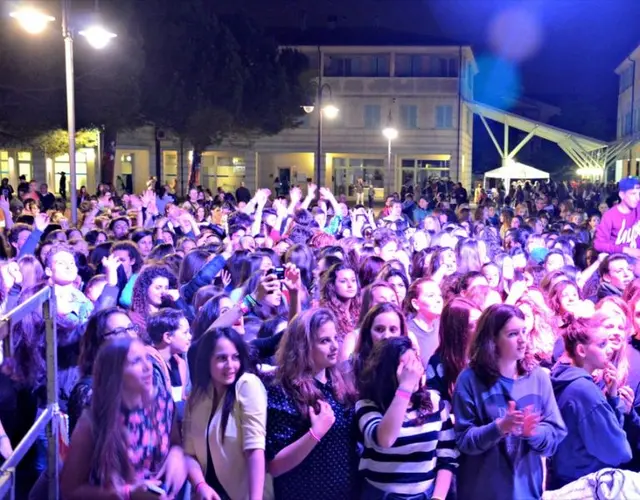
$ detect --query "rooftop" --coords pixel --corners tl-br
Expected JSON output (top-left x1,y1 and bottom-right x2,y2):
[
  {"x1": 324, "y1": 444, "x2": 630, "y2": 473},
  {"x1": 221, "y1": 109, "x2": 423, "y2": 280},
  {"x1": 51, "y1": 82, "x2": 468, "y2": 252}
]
[{"x1": 268, "y1": 26, "x2": 469, "y2": 48}]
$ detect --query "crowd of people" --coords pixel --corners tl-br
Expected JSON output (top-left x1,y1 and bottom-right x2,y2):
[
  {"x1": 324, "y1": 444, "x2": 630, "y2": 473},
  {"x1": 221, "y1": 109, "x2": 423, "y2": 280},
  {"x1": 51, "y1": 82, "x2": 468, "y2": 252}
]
[{"x1": 0, "y1": 173, "x2": 639, "y2": 499}]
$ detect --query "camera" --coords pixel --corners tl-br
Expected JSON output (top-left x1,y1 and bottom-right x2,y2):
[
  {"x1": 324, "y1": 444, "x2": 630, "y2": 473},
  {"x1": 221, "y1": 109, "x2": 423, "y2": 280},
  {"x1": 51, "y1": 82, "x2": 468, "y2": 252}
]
[{"x1": 268, "y1": 267, "x2": 286, "y2": 280}]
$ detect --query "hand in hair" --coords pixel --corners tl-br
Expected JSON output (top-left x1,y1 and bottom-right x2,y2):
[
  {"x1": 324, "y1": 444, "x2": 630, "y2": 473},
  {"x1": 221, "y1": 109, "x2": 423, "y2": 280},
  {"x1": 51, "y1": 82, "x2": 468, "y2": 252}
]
[{"x1": 309, "y1": 400, "x2": 335, "y2": 440}]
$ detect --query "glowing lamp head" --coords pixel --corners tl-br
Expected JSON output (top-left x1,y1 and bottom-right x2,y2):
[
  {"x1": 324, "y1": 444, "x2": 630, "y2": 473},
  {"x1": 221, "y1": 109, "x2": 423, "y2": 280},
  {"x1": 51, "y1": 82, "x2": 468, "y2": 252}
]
[
  {"x1": 322, "y1": 104, "x2": 339, "y2": 119},
  {"x1": 382, "y1": 127, "x2": 398, "y2": 140},
  {"x1": 10, "y1": 7, "x2": 55, "y2": 34},
  {"x1": 80, "y1": 26, "x2": 117, "y2": 49},
  {"x1": 302, "y1": 105, "x2": 315, "y2": 114}
]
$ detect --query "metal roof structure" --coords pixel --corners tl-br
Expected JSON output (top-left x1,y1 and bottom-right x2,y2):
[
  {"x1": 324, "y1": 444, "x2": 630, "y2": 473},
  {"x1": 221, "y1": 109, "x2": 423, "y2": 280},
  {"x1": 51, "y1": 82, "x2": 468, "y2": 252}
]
[{"x1": 465, "y1": 99, "x2": 621, "y2": 181}]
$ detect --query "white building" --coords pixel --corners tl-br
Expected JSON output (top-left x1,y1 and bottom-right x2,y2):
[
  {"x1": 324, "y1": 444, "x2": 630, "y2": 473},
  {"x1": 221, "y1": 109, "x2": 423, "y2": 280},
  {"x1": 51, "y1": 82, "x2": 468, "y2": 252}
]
[
  {"x1": 614, "y1": 44, "x2": 640, "y2": 179},
  {"x1": 0, "y1": 38, "x2": 478, "y2": 199},
  {"x1": 116, "y1": 40, "x2": 478, "y2": 198}
]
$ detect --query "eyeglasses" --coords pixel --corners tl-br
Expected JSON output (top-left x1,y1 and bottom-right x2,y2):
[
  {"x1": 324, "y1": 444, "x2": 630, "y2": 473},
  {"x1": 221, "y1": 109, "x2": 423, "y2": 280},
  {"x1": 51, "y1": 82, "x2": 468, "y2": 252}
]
[{"x1": 104, "y1": 324, "x2": 139, "y2": 338}]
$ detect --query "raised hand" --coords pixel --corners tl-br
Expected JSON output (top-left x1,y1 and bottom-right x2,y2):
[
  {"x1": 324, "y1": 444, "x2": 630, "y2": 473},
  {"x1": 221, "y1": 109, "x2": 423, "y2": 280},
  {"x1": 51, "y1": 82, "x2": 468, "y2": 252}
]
[
  {"x1": 0, "y1": 195, "x2": 9, "y2": 214},
  {"x1": 307, "y1": 183, "x2": 317, "y2": 198},
  {"x1": 254, "y1": 273, "x2": 280, "y2": 303},
  {"x1": 319, "y1": 187, "x2": 334, "y2": 200},
  {"x1": 396, "y1": 351, "x2": 424, "y2": 394},
  {"x1": 283, "y1": 263, "x2": 302, "y2": 291},
  {"x1": 34, "y1": 213, "x2": 50, "y2": 232},
  {"x1": 101, "y1": 255, "x2": 122, "y2": 286},
  {"x1": 290, "y1": 186, "x2": 302, "y2": 203},
  {"x1": 220, "y1": 269, "x2": 232, "y2": 288}
]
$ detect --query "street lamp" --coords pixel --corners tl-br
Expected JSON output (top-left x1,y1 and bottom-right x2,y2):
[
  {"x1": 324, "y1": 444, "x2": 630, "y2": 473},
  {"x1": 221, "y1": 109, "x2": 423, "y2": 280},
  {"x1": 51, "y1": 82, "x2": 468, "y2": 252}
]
[
  {"x1": 10, "y1": 6, "x2": 54, "y2": 34},
  {"x1": 11, "y1": 0, "x2": 117, "y2": 225},
  {"x1": 304, "y1": 81, "x2": 339, "y2": 187},
  {"x1": 382, "y1": 119, "x2": 398, "y2": 197}
]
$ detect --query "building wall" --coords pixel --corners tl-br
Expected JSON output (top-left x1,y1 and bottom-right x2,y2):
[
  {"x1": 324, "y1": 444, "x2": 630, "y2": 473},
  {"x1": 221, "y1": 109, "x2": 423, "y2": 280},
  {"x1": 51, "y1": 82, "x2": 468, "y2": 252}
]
[
  {"x1": 616, "y1": 46, "x2": 640, "y2": 140},
  {"x1": 113, "y1": 45, "x2": 477, "y2": 195}
]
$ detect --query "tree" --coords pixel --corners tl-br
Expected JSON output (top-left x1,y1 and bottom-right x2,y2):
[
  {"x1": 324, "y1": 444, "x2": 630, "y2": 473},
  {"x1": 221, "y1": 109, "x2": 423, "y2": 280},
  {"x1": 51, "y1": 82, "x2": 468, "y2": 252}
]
[
  {"x1": 34, "y1": 129, "x2": 99, "y2": 158},
  {"x1": 136, "y1": 0, "x2": 313, "y2": 187}
]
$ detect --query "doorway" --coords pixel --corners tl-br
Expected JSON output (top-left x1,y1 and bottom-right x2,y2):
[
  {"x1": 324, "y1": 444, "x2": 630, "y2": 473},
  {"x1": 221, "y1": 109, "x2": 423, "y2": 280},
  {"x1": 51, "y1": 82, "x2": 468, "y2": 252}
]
[{"x1": 277, "y1": 168, "x2": 291, "y2": 197}]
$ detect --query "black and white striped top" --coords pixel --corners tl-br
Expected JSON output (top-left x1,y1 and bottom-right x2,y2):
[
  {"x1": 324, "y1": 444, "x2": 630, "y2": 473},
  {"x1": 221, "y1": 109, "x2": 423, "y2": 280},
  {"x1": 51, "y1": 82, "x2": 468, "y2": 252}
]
[{"x1": 355, "y1": 390, "x2": 459, "y2": 495}]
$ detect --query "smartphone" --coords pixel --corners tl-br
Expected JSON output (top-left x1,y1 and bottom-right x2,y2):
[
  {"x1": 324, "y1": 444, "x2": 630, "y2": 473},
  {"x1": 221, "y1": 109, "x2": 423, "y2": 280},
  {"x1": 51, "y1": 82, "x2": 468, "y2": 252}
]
[{"x1": 268, "y1": 267, "x2": 286, "y2": 280}]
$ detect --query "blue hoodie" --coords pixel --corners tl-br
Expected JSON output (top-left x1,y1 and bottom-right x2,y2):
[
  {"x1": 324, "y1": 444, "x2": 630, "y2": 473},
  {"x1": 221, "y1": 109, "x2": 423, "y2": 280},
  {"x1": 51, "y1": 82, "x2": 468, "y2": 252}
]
[
  {"x1": 453, "y1": 366, "x2": 566, "y2": 500},
  {"x1": 549, "y1": 363, "x2": 632, "y2": 489}
]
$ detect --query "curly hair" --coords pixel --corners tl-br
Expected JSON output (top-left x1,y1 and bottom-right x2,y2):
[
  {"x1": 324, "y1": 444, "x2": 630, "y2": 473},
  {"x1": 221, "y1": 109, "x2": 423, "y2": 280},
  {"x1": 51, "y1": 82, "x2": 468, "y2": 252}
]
[
  {"x1": 131, "y1": 264, "x2": 178, "y2": 317},
  {"x1": 274, "y1": 308, "x2": 356, "y2": 416},
  {"x1": 319, "y1": 263, "x2": 362, "y2": 341}
]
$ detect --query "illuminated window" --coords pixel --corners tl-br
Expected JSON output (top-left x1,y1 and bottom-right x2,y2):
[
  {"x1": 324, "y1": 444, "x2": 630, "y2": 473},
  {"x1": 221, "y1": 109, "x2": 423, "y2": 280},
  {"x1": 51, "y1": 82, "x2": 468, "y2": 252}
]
[
  {"x1": 0, "y1": 151, "x2": 9, "y2": 179},
  {"x1": 333, "y1": 157, "x2": 385, "y2": 196},
  {"x1": 53, "y1": 152, "x2": 88, "y2": 195},
  {"x1": 216, "y1": 156, "x2": 245, "y2": 193},
  {"x1": 401, "y1": 157, "x2": 451, "y2": 188},
  {"x1": 17, "y1": 151, "x2": 32, "y2": 180},
  {"x1": 120, "y1": 154, "x2": 133, "y2": 175},
  {"x1": 162, "y1": 151, "x2": 178, "y2": 185}
]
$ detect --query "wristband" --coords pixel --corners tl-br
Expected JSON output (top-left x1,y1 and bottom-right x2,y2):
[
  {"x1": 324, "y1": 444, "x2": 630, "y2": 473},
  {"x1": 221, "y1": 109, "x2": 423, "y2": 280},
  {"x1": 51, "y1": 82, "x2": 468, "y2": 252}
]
[
  {"x1": 396, "y1": 387, "x2": 412, "y2": 400},
  {"x1": 308, "y1": 429, "x2": 322, "y2": 443},
  {"x1": 195, "y1": 481, "x2": 207, "y2": 494}
]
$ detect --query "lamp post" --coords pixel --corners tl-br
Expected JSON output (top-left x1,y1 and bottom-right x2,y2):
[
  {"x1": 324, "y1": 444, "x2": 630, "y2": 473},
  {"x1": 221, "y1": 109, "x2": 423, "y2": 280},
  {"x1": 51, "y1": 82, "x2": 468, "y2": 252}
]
[
  {"x1": 11, "y1": 1, "x2": 116, "y2": 225},
  {"x1": 304, "y1": 84, "x2": 338, "y2": 188},
  {"x1": 382, "y1": 125, "x2": 398, "y2": 197}
]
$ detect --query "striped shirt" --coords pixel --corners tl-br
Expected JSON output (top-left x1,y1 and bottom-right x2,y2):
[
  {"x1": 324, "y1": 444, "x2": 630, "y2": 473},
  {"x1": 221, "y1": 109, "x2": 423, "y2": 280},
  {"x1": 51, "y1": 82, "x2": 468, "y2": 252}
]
[{"x1": 356, "y1": 391, "x2": 459, "y2": 495}]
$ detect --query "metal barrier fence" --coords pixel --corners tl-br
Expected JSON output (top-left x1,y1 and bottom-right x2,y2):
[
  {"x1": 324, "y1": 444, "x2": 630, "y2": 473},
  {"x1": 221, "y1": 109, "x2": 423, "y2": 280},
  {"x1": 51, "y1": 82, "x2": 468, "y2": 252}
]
[{"x1": 0, "y1": 287, "x2": 59, "y2": 500}]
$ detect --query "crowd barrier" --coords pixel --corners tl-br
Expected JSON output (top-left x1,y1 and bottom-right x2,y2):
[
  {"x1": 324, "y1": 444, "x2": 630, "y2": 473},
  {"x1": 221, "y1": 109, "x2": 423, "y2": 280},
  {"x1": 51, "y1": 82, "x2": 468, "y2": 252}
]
[{"x1": 0, "y1": 287, "x2": 59, "y2": 500}]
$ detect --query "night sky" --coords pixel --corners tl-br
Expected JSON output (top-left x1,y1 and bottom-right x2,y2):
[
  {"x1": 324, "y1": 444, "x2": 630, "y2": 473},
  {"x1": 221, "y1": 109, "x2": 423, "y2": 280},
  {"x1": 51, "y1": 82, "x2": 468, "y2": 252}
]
[
  {"x1": 427, "y1": 0, "x2": 640, "y2": 116},
  {"x1": 219, "y1": 0, "x2": 639, "y2": 140}
]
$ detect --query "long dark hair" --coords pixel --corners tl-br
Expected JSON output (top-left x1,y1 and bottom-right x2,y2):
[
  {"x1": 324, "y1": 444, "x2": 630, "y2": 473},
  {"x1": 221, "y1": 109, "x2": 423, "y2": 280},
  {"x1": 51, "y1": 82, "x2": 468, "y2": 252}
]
[
  {"x1": 359, "y1": 337, "x2": 433, "y2": 421},
  {"x1": 468, "y1": 304, "x2": 533, "y2": 386},
  {"x1": 191, "y1": 293, "x2": 229, "y2": 343},
  {"x1": 435, "y1": 297, "x2": 478, "y2": 398},
  {"x1": 79, "y1": 307, "x2": 131, "y2": 377},
  {"x1": 354, "y1": 303, "x2": 407, "y2": 380},
  {"x1": 4, "y1": 283, "x2": 48, "y2": 388},
  {"x1": 90, "y1": 337, "x2": 137, "y2": 488},
  {"x1": 189, "y1": 328, "x2": 256, "y2": 443}
]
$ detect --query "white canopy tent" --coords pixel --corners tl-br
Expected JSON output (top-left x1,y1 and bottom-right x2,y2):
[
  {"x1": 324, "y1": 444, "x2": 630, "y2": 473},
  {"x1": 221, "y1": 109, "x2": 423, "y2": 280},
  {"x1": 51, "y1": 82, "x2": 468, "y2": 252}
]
[{"x1": 483, "y1": 162, "x2": 549, "y2": 190}]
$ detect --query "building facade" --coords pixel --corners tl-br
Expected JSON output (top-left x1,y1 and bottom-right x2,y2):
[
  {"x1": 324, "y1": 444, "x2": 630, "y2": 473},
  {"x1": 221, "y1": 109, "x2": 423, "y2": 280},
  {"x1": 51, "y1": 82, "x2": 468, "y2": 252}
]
[
  {"x1": 117, "y1": 43, "x2": 477, "y2": 199},
  {"x1": 0, "y1": 42, "x2": 477, "y2": 199},
  {"x1": 615, "y1": 44, "x2": 640, "y2": 179},
  {"x1": 0, "y1": 147, "x2": 97, "y2": 197}
]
